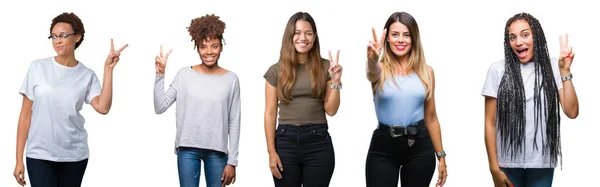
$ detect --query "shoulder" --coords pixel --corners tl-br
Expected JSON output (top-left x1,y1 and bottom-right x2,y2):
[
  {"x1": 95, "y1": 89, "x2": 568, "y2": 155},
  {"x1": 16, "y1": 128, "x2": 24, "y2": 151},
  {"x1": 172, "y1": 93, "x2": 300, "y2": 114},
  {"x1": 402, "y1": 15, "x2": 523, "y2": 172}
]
[
  {"x1": 29, "y1": 56, "x2": 53, "y2": 69},
  {"x1": 426, "y1": 64, "x2": 434, "y2": 74},
  {"x1": 489, "y1": 59, "x2": 505, "y2": 71},
  {"x1": 225, "y1": 70, "x2": 240, "y2": 81},
  {"x1": 265, "y1": 62, "x2": 280, "y2": 75}
]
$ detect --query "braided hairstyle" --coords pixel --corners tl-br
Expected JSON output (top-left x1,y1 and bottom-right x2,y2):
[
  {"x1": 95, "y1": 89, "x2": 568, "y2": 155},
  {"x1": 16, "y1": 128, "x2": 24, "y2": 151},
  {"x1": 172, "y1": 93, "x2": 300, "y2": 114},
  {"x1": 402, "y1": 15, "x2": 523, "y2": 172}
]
[{"x1": 497, "y1": 12, "x2": 561, "y2": 166}]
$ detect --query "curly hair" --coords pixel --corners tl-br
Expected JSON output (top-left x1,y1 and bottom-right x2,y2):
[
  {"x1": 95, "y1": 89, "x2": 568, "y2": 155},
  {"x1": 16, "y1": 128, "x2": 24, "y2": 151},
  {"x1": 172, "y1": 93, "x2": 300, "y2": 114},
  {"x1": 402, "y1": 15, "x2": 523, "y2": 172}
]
[
  {"x1": 187, "y1": 14, "x2": 226, "y2": 49},
  {"x1": 50, "y1": 12, "x2": 85, "y2": 49}
]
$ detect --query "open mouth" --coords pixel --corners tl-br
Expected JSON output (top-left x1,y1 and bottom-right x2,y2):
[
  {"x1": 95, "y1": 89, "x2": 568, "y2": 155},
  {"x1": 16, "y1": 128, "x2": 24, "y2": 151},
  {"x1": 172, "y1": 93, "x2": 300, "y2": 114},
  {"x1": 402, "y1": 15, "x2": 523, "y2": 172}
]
[{"x1": 516, "y1": 48, "x2": 528, "y2": 58}]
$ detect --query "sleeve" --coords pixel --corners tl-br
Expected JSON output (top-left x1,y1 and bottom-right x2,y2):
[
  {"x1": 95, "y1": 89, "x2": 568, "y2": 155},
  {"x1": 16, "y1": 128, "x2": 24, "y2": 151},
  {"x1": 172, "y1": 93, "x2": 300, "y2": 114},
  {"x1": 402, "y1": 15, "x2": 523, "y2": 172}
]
[
  {"x1": 551, "y1": 58, "x2": 563, "y2": 90},
  {"x1": 19, "y1": 61, "x2": 38, "y2": 101},
  {"x1": 85, "y1": 71, "x2": 102, "y2": 104},
  {"x1": 154, "y1": 70, "x2": 179, "y2": 114},
  {"x1": 263, "y1": 63, "x2": 279, "y2": 87},
  {"x1": 481, "y1": 63, "x2": 501, "y2": 98},
  {"x1": 227, "y1": 76, "x2": 241, "y2": 166}
]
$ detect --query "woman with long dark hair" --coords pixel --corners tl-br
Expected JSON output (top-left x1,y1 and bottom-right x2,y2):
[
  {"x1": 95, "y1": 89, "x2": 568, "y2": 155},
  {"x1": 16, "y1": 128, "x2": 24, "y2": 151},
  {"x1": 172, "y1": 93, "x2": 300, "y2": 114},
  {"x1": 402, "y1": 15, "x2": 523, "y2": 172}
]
[
  {"x1": 482, "y1": 12, "x2": 579, "y2": 187},
  {"x1": 263, "y1": 11, "x2": 343, "y2": 187}
]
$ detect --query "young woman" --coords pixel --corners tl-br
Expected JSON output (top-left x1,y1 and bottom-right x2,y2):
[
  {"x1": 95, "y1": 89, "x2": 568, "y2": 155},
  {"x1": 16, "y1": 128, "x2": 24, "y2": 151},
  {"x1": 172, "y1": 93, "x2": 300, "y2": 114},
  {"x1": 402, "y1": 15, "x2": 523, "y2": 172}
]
[
  {"x1": 482, "y1": 12, "x2": 579, "y2": 187},
  {"x1": 13, "y1": 12, "x2": 127, "y2": 187},
  {"x1": 263, "y1": 11, "x2": 343, "y2": 187},
  {"x1": 153, "y1": 14, "x2": 240, "y2": 187},
  {"x1": 364, "y1": 12, "x2": 448, "y2": 187}
]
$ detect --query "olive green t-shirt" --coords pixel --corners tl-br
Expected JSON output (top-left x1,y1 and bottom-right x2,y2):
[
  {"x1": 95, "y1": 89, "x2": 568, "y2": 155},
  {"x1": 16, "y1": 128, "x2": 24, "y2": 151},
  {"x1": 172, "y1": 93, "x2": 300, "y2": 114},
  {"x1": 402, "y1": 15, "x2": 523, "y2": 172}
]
[{"x1": 263, "y1": 58, "x2": 331, "y2": 125}]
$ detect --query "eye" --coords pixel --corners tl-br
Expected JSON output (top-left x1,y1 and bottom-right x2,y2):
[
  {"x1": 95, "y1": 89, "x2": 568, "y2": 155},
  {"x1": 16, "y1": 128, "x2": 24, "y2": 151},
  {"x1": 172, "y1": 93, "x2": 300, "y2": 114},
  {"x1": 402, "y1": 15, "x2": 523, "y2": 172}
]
[
  {"x1": 212, "y1": 45, "x2": 218, "y2": 49},
  {"x1": 404, "y1": 33, "x2": 411, "y2": 37},
  {"x1": 200, "y1": 46, "x2": 206, "y2": 50},
  {"x1": 509, "y1": 35, "x2": 516, "y2": 41},
  {"x1": 306, "y1": 32, "x2": 314, "y2": 36},
  {"x1": 391, "y1": 33, "x2": 398, "y2": 37},
  {"x1": 523, "y1": 33, "x2": 529, "y2": 38}
]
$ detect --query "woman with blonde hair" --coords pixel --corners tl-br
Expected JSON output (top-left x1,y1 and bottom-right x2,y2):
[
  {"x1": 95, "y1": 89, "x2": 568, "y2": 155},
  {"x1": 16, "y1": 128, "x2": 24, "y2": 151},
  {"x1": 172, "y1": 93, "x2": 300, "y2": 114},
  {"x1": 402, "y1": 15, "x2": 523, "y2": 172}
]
[{"x1": 365, "y1": 11, "x2": 447, "y2": 187}]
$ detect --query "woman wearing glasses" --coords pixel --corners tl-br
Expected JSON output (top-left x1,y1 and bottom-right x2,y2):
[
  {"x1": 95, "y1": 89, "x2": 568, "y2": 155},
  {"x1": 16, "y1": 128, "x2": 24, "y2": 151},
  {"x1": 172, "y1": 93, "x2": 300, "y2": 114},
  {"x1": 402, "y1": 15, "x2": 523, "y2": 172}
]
[{"x1": 13, "y1": 12, "x2": 127, "y2": 187}]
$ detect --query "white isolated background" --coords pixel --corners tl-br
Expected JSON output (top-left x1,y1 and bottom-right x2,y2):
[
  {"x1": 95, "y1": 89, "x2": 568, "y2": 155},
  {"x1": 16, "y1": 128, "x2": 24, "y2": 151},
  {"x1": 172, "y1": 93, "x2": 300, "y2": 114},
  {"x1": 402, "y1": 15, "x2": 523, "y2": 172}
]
[{"x1": 0, "y1": 0, "x2": 598, "y2": 186}]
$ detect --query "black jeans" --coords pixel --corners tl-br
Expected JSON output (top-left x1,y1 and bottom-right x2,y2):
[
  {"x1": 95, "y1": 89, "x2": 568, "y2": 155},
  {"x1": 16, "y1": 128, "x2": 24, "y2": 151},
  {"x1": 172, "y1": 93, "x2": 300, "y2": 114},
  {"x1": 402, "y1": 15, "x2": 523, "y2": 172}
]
[
  {"x1": 26, "y1": 157, "x2": 88, "y2": 187},
  {"x1": 365, "y1": 122, "x2": 436, "y2": 187},
  {"x1": 273, "y1": 123, "x2": 335, "y2": 187}
]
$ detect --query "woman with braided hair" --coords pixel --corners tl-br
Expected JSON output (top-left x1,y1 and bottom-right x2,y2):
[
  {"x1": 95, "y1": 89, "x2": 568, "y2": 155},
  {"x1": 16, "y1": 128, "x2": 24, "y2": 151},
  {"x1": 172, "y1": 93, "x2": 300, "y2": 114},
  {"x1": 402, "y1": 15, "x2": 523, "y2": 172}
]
[
  {"x1": 153, "y1": 14, "x2": 240, "y2": 187},
  {"x1": 482, "y1": 12, "x2": 579, "y2": 187}
]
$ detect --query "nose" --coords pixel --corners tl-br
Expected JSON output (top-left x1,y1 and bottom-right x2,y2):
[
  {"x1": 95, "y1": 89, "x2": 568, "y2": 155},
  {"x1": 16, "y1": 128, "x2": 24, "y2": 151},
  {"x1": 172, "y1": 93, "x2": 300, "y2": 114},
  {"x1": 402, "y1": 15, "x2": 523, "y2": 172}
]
[
  {"x1": 515, "y1": 37, "x2": 524, "y2": 46},
  {"x1": 207, "y1": 47, "x2": 214, "y2": 54}
]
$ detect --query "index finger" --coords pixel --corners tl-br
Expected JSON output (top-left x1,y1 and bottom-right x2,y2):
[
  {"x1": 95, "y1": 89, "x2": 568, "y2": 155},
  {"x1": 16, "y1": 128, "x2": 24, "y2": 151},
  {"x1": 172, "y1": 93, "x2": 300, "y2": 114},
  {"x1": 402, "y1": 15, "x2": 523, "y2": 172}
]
[
  {"x1": 328, "y1": 50, "x2": 334, "y2": 66},
  {"x1": 559, "y1": 35, "x2": 564, "y2": 49},
  {"x1": 110, "y1": 39, "x2": 115, "y2": 51},
  {"x1": 371, "y1": 27, "x2": 378, "y2": 43},
  {"x1": 160, "y1": 45, "x2": 164, "y2": 57},
  {"x1": 116, "y1": 44, "x2": 129, "y2": 53},
  {"x1": 379, "y1": 29, "x2": 387, "y2": 46}
]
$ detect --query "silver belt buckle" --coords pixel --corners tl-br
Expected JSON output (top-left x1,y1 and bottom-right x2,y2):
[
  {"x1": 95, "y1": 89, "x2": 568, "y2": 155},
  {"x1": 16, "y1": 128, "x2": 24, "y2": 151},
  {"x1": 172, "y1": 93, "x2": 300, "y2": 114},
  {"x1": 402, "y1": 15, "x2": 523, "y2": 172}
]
[{"x1": 389, "y1": 125, "x2": 406, "y2": 138}]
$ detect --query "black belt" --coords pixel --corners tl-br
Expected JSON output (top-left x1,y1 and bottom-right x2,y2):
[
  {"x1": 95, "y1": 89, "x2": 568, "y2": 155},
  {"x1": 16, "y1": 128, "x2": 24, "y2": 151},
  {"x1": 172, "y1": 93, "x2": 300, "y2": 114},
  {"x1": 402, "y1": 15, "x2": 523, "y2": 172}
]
[{"x1": 377, "y1": 119, "x2": 426, "y2": 146}]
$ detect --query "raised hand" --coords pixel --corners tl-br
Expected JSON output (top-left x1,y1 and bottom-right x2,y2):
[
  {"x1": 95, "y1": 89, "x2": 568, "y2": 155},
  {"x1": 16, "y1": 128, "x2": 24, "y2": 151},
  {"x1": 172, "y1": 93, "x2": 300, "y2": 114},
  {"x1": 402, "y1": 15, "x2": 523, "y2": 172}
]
[
  {"x1": 367, "y1": 27, "x2": 387, "y2": 62},
  {"x1": 328, "y1": 50, "x2": 343, "y2": 83},
  {"x1": 558, "y1": 33, "x2": 574, "y2": 71},
  {"x1": 155, "y1": 45, "x2": 173, "y2": 76},
  {"x1": 105, "y1": 39, "x2": 128, "y2": 69}
]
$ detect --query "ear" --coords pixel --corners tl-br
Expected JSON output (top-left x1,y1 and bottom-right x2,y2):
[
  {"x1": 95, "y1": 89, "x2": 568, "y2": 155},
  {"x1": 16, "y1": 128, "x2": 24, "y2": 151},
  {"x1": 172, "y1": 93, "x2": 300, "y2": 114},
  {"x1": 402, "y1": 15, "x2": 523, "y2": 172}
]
[{"x1": 75, "y1": 34, "x2": 82, "y2": 43}]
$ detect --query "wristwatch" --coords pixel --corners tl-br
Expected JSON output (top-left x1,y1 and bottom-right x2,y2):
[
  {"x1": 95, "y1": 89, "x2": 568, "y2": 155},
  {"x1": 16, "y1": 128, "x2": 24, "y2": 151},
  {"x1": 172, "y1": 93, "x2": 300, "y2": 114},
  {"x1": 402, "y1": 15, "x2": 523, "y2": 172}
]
[
  {"x1": 435, "y1": 151, "x2": 446, "y2": 160},
  {"x1": 330, "y1": 83, "x2": 342, "y2": 89},
  {"x1": 561, "y1": 73, "x2": 573, "y2": 82}
]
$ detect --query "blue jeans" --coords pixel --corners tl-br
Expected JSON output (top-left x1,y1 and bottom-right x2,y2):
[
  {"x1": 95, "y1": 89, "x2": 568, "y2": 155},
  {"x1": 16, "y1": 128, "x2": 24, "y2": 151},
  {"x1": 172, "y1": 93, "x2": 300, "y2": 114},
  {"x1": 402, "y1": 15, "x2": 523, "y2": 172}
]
[
  {"x1": 177, "y1": 147, "x2": 228, "y2": 187},
  {"x1": 500, "y1": 168, "x2": 555, "y2": 187}
]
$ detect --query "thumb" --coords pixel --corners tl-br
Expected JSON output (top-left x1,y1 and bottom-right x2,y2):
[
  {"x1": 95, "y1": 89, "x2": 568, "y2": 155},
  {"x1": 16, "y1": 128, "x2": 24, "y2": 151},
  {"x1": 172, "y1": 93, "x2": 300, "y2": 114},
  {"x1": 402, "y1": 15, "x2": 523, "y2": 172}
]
[{"x1": 221, "y1": 169, "x2": 226, "y2": 180}]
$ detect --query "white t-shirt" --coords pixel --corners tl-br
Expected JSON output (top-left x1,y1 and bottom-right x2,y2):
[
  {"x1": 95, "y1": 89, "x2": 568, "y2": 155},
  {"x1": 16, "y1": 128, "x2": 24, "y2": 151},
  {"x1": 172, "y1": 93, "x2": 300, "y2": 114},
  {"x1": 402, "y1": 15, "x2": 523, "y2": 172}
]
[
  {"x1": 481, "y1": 58, "x2": 563, "y2": 168},
  {"x1": 19, "y1": 56, "x2": 101, "y2": 162}
]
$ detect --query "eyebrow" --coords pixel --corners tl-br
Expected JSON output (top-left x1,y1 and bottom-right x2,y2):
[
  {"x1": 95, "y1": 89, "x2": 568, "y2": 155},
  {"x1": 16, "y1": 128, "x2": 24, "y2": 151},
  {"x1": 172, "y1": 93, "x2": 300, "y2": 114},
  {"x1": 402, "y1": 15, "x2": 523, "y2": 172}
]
[{"x1": 509, "y1": 29, "x2": 531, "y2": 35}]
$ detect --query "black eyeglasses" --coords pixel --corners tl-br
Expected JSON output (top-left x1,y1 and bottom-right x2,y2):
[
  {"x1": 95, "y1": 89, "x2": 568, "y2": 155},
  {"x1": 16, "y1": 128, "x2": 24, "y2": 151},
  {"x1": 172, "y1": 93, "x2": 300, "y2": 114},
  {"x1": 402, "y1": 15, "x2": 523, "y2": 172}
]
[{"x1": 48, "y1": 33, "x2": 76, "y2": 40}]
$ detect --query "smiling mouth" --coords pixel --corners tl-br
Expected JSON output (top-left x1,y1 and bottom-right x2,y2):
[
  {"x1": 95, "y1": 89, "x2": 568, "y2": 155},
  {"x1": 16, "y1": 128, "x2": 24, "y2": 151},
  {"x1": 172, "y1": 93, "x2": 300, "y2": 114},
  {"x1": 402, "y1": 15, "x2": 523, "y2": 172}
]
[{"x1": 296, "y1": 42, "x2": 308, "y2": 47}]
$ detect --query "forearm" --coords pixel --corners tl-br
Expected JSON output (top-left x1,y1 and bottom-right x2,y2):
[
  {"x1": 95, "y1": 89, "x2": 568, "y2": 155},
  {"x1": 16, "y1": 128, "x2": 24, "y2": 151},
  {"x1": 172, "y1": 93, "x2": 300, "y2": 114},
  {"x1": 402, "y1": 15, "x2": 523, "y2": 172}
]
[
  {"x1": 366, "y1": 59, "x2": 381, "y2": 82},
  {"x1": 560, "y1": 70, "x2": 579, "y2": 118},
  {"x1": 96, "y1": 67, "x2": 114, "y2": 114},
  {"x1": 264, "y1": 112, "x2": 277, "y2": 154},
  {"x1": 426, "y1": 119, "x2": 444, "y2": 153},
  {"x1": 153, "y1": 74, "x2": 176, "y2": 114},
  {"x1": 15, "y1": 117, "x2": 31, "y2": 164},
  {"x1": 227, "y1": 121, "x2": 240, "y2": 166},
  {"x1": 484, "y1": 122, "x2": 500, "y2": 170},
  {"x1": 324, "y1": 85, "x2": 341, "y2": 116}
]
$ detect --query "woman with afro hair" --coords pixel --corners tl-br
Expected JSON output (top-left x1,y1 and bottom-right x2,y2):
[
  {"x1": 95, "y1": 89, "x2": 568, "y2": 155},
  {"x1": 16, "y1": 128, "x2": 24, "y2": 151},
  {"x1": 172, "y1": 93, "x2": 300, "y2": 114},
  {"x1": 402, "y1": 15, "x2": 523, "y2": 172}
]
[
  {"x1": 482, "y1": 12, "x2": 579, "y2": 187},
  {"x1": 13, "y1": 12, "x2": 128, "y2": 187},
  {"x1": 153, "y1": 14, "x2": 240, "y2": 187}
]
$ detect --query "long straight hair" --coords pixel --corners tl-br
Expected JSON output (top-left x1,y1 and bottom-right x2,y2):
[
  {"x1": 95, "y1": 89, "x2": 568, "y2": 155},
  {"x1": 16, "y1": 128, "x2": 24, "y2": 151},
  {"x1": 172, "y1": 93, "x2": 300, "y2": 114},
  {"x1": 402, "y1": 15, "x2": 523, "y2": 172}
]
[
  {"x1": 374, "y1": 12, "x2": 432, "y2": 100},
  {"x1": 497, "y1": 12, "x2": 561, "y2": 166},
  {"x1": 277, "y1": 12, "x2": 326, "y2": 103}
]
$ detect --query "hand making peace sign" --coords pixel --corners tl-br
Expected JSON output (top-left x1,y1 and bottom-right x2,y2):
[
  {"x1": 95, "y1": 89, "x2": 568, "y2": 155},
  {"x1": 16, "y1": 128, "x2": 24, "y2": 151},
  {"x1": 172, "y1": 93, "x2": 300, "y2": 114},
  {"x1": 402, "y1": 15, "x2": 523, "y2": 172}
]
[
  {"x1": 558, "y1": 33, "x2": 574, "y2": 71},
  {"x1": 155, "y1": 45, "x2": 173, "y2": 76},
  {"x1": 104, "y1": 39, "x2": 128, "y2": 69},
  {"x1": 328, "y1": 49, "x2": 343, "y2": 83},
  {"x1": 367, "y1": 27, "x2": 387, "y2": 62}
]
